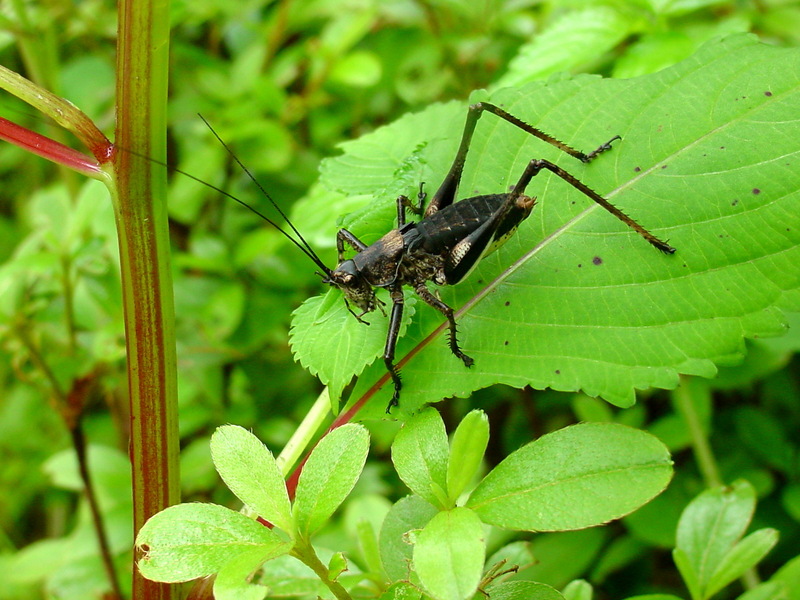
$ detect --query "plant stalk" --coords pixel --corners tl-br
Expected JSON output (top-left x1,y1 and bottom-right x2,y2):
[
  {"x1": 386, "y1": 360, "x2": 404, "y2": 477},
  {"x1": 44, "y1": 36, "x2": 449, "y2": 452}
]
[{"x1": 114, "y1": 0, "x2": 180, "y2": 598}]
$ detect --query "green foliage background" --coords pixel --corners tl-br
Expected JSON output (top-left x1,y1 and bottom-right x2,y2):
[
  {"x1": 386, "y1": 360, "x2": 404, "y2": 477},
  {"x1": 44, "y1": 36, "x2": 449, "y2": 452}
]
[{"x1": 0, "y1": 0, "x2": 799, "y2": 598}]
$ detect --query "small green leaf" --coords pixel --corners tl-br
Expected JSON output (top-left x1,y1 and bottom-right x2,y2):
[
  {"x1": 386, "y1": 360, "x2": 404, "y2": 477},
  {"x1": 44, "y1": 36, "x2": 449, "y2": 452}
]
[
  {"x1": 136, "y1": 503, "x2": 291, "y2": 583},
  {"x1": 705, "y1": 528, "x2": 779, "y2": 598},
  {"x1": 344, "y1": 494, "x2": 391, "y2": 574},
  {"x1": 497, "y1": 7, "x2": 633, "y2": 87},
  {"x1": 488, "y1": 581, "x2": 566, "y2": 600},
  {"x1": 675, "y1": 480, "x2": 756, "y2": 595},
  {"x1": 770, "y1": 554, "x2": 800, "y2": 598},
  {"x1": 379, "y1": 495, "x2": 438, "y2": 582},
  {"x1": 562, "y1": 579, "x2": 593, "y2": 600},
  {"x1": 293, "y1": 423, "x2": 370, "y2": 537},
  {"x1": 210, "y1": 425, "x2": 293, "y2": 534},
  {"x1": 626, "y1": 594, "x2": 683, "y2": 600},
  {"x1": 392, "y1": 407, "x2": 450, "y2": 508},
  {"x1": 379, "y1": 581, "x2": 423, "y2": 600},
  {"x1": 328, "y1": 552, "x2": 348, "y2": 581},
  {"x1": 289, "y1": 289, "x2": 416, "y2": 403},
  {"x1": 466, "y1": 423, "x2": 673, "y2": 531},
  {"x1": 214, "y1": 547, "x2": 281, "y2": 600},
  {"x1": 672, "y1": 548, "x2": 701, "y2": 600},
  {"x1": 447, "y1": 410, "x2": 489, "y2": 503},
  {"x1": 256, "y1": 553, "x2": 357, "y2": 597},
  {"x1": 735, "y1": 582, "x2": 785, "y2": 600},
  {"x1": 413, "y1": 507, "x2": 485, "y2": 600}
]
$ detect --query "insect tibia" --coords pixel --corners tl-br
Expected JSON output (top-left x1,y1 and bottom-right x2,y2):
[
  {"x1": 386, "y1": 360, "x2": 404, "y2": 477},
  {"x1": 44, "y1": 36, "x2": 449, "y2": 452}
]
[
  {"x1": 515, "y1": 158, "x2": 675, "y2": 255},
  {"x1": 472, "y1": 102, "x2": 587, "y2": 162}
]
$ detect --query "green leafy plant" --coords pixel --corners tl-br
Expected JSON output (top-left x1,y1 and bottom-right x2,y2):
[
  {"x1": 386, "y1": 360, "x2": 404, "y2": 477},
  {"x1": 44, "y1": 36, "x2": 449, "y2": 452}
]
[
  {"x1": 136, "y1": 411, "x2": 673, "y2": 600},
  {"x1": 291, "y1": 35, "x2": 800, "y2": 416},
  {"x1": 672, "y1": 481, "x2": 778, "y2": 600},
  {"x1": 1, "y1": 0, "x2": 799, "y2": 598},
  {"x1": 137, "y1": 423, "x2": 369, "y2": 600}
]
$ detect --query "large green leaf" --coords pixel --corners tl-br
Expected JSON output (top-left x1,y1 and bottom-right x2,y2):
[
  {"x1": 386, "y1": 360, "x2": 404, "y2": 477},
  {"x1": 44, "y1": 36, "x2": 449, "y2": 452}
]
[
  {"x1": 294, "y1": 34, "x2": 800, "y2": 414},
  {"x1": 465, "y1": 423, "x2": 672, "y2": 531}
]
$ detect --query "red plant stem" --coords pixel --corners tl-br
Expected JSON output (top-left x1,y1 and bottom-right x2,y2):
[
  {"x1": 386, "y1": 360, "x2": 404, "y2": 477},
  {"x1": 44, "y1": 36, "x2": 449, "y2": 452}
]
[{"x1": 0, "y1": 116, "x2": 104, "y2": 175}]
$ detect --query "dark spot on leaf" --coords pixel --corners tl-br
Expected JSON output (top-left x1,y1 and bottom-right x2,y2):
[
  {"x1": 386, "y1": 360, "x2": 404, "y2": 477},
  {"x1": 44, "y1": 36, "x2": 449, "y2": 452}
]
[
  {"x1": 504, "y1": 300, "x2": 510, "y2": 307},
  {"x1": 555, "y1": 369, "x2": 561, "y2": 375},
  {"x1": 592, "y1": 256, "x2": 603, "y2": 266},
  {"x1": 634, "y1": 166, "x2": 641, "y2": 172},
  {"x1": 577, "y1": 263, "x2": 582, "y2": 268},
  {"x1": 661, "y1": 164, "x2": 668, "y2": 169},
  {"x1": 765, "y1": 91, "x2": 772, "y2": 96},
  {"x1": 720, "y1": 146, "x2": 725, "y2": 150},
  {"x1": 731, "y1": 199, "x2": 739, "y2": 206},
  {"x1": 504, "y1": 340, "x2": 509, "y2": 346},
  {"x1": 752, "y1": 188, "x2": 761, "y2": 195}
]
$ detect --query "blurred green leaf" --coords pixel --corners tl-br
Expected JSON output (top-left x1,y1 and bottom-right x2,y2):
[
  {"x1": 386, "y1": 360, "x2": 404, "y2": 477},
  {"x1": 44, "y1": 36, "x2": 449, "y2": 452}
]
[
  {"x1": 487, "y1": 581, "x2": 566, "y2": 600},
  {"x1": 674, "y1": 480, "x2": 764, "y2": 600},
  {"x1": 704, "y1": 528, "x2": 778, "y2": 598},
  {"x1": 495, "y1": 7, "x2": 634, "y2": 87}
]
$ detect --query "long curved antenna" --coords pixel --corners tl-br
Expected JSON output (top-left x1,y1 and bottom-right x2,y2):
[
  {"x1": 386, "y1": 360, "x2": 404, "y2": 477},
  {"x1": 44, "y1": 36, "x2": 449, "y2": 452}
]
[
  {"x1": 111, "y1": 127, "x2": 333, "y2": 277},
  {"x1": 197, "y1": 115, "x2": 332, "y2": 275}
]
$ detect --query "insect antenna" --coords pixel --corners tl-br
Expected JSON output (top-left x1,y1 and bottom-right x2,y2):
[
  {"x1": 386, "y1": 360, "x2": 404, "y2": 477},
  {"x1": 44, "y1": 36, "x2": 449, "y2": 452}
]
[
  {"x1": 109, "y1": 119, "x2": 333, "y2": 276},
  {"x1": 196, "y1": 115, "x2": 332, "y2": 276}
]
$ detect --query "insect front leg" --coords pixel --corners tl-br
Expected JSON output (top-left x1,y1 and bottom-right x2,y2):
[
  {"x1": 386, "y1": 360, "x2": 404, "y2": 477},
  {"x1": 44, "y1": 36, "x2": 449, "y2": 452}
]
[
  {"x1": 384, "y1": 286, "x2": 406, "y2": 412},
  {"x1": 414, "y1": 283, "x2": 474, "y2": 369},
  {"x1": 397, "y1": 182, "x2": 426, "y2": 224},
  {"x1": 336, "y1": 229, "x2": 368, "y2": 262}
]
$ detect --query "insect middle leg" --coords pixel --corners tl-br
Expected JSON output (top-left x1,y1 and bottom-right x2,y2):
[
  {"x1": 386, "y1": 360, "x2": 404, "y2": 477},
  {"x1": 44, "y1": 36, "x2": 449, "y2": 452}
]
[
  {"x1": 384, "y1": 286, "x2": 405, "y2": 411},
  {"x1": 414, "y1": 283, "x2": 474, "y2": 369}
]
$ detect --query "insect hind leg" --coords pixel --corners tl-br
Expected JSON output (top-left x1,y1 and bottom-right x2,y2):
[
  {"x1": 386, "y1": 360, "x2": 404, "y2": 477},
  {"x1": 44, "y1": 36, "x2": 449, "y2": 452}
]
[
  {"x1": 429, "y1": 101, "x2": 621, "y2": 217},
  {"x1": 414, "y1": 284, "x2": 474, "y2": 368},
  {"x1": 582, "y1": 135, "x2": 622, "y2": 163},
  {"x1": 512, "y1": 158, "x2": 676, "y2": 254}
]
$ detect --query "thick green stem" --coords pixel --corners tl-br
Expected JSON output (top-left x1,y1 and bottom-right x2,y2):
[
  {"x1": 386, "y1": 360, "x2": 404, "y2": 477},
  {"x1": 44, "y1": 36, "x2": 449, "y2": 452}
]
[{"x1": 113, "y1": 0, "x2": 179, "y2": 598}]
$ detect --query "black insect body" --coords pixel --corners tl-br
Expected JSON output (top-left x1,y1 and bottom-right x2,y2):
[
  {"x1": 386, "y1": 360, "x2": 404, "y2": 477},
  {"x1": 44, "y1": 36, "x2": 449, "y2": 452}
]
[
  {"x1": 199, "y1": 103, "x2": 675, "y2": 412},
  {"x1": 323, "y1": 102, "x2": 676, "y2": 411}
]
